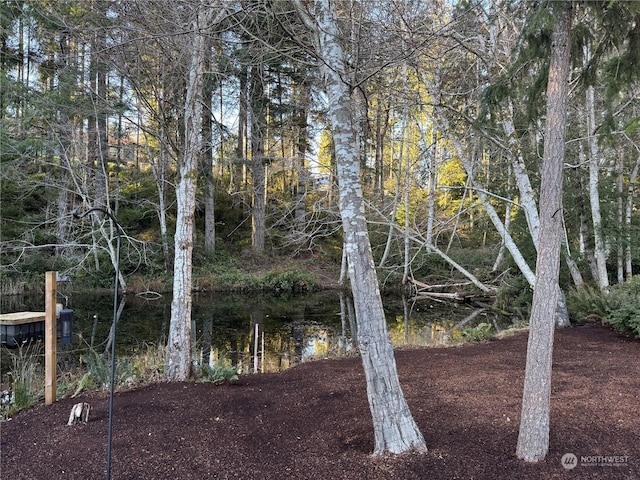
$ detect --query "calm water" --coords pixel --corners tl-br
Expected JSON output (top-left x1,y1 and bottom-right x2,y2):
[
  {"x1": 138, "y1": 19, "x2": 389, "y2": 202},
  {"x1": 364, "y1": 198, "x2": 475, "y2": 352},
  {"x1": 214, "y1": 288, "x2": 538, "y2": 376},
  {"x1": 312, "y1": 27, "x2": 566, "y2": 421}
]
[{"x1": 2, "y1": 289, "x2": 503, "y2": 374}]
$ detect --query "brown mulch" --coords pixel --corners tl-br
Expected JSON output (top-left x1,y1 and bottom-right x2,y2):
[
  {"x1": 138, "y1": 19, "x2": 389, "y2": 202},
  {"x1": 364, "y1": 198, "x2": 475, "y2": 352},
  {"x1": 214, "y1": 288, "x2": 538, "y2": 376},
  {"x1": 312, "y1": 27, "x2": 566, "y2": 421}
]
[{"x1": 1, "y1": 324, "x2": 638, "y2": 480}]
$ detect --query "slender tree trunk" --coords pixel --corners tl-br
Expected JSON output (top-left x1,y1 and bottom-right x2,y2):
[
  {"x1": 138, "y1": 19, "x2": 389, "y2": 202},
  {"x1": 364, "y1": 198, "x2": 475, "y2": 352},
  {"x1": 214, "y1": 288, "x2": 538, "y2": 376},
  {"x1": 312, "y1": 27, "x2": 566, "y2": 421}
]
[
  {"x1": 166, "y1": 3, "x2": 214, "y2": 381},
  {"x1": 233, "y1": 69, "x2": 247, "y2": 208},
  {"x1": 152, "y1": 127, "x2": 171, "y2": 272},
  {"x1": 450, "y1": 133, "x2": 537, "y2": 286},
  {"x1": 625, "y1": 156, "x2": 640, "y2": 279},
  {"x1": 374, "y1": 102, "x2": 389, "y2": 202},
  {"x1": 503, "y1": 111, "x2": 540, "y2": 247},
  {"x1": 88, "y1": 0, "x2": 109, "y2": 214},
  {"x1": 403, "y1": 119, "x2": 412, "y2": 285},
  {"x1": 493, "y1": 165, "x2": 513, "y2": 272},
  {"x1": 616, "y1": 155, "x2": 624, "y2": 284},
  {"x1": 584, "y1": 42, "x2": 609, "y2": 291},
  {"x1": 426, "y1": 74, "x2": 441, "y2": 253},
  {"x1": 294, "y1": 78, "x2": 311, "y2": 231},
  {"x1": 250, "y1": 63, "x2": 266, "y2": 253},
  {"x1": 378, "y1": 137, "x2": 402, "y2": 268},
  {"x1": 55, "y1": 32, "x2": 72, "y2": 255},
  {"x1": 517, "y1": 2, "x2": 571, "y2": 461},
  {"x1": 202, "y1": 46, "x2": 216, "y2": 256},
  {"x1": 297, "y1": 0, "x2": 426, "y2": 455}
]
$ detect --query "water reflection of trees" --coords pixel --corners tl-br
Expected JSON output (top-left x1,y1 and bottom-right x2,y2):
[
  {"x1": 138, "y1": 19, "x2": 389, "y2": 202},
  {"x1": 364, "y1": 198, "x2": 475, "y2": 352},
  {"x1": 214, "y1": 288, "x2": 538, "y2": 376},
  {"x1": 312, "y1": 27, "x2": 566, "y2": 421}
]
[{"x1": 4, "y1": 291, "x2": 502, "y2": 375}]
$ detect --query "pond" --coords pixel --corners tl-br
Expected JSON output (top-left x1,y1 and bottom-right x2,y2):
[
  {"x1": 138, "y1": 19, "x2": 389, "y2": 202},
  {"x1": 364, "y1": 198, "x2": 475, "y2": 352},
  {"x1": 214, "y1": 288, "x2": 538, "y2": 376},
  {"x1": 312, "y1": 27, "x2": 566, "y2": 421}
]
[{"x1": 1, "y1": 289, "x2": 506, "y2": 375}]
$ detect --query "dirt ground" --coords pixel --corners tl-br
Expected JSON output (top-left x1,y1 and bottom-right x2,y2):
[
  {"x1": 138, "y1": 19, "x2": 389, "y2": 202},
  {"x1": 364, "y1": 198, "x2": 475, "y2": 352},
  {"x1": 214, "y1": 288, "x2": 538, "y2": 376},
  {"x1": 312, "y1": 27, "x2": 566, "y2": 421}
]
[{"x1": 1, "y1": 324, "x2": 638, "y2": 480}]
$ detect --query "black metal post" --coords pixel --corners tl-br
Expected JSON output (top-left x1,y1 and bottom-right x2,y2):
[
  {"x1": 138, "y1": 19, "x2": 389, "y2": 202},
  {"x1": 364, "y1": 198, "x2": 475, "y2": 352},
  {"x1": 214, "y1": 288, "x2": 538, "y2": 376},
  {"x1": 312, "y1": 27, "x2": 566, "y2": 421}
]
[{"x1": 73, "y1": 208, "x2": 122, "y2": 480}]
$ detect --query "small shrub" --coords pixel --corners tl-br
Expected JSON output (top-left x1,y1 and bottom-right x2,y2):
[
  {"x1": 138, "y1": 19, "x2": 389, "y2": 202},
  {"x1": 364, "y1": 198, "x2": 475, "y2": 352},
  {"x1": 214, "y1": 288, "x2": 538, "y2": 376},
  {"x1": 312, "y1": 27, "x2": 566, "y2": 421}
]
[
  {"x1": 604, "y1": 277, "x2": 640, "y2": 338},
  {"x1": 2, "y1": 342, "x2": 43, "y2": 416},
  {"x1": 199, "y1": 359, "x2": 238, "y2": 384},
  {"x1": 128, "y1": 342, "x2": 165, "y2": 386},
  {"x1": 462, "y1": 322, "x2": 493, "y2": 342},
  {"x1": 81, "y1": 348, "x2": 111, "y2": 388},
  {"x1": 566, "y1": 284, "x2": 610, "y2": 322},
  {"x1": 260, "y1": 268, "x2": 317, "y2": 293},
  {"x1": 80, "y1": 346, "x2": 134, "y2": 390}
]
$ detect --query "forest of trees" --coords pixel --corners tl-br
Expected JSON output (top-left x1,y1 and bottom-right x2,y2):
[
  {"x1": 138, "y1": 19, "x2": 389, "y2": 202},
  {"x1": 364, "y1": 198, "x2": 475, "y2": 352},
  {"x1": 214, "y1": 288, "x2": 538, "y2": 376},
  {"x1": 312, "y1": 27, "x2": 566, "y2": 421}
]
[
  {"x1": 1, "y1": 0, "x2": 639, "y2": 460},
  {"x1": 2, "y1": 0, "x2": 639, "y2": 294}
]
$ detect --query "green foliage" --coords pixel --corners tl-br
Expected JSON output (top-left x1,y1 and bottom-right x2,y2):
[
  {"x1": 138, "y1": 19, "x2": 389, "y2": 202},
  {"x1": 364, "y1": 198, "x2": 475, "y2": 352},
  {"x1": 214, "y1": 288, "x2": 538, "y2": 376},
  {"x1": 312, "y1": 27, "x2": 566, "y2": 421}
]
[
  {"x1": 495, "y1": 275, "x2": 532, "y2": 321},
  {"x1": 213, "y1": 268, "x2": 259, "y2": 292},
  {"x1": 1, "y1": 342, "x2": 43, "y2": 417},
  {"x1": 71, "y1": 372, "x2": 96, "y2": 398},
  {"x1": 199, "y1": 359, "x2": 238, "y2": 384},
  {"x1": 566, "y1": 284, "x2": 610, "y2": 322},
  {"x1": 260, "y1": 268, "x2": 317, "y2": 294},
  {"x1": 462, "y1": 322, "x2": 493, "y2": 342},
  {"x1": 604, "y1": 277, "x2": 640, "y2": 338},
  {"x1": 81, "y1": 347, "x2": 111, "y2": 388},
  {"x1": 567, "y1": 279, "x2": 640, "y2": 339},
  {"x1": 80, "y1": 346, "x2": 133, "y2": 390}
]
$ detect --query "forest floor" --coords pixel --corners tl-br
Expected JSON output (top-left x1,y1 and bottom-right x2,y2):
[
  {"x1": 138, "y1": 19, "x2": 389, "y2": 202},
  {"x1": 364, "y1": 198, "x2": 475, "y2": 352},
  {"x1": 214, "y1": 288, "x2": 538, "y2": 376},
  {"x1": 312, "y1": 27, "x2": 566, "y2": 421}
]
[{"x1": 1, "y1": 324, "x2": 638, "y2": 480}]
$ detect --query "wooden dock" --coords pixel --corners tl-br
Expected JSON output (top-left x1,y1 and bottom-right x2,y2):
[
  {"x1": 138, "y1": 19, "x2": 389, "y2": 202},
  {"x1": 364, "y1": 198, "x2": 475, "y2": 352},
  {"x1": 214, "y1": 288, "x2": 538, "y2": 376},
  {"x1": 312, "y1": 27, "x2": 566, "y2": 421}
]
[
  {"x1": 0, "y1": 312, "x2": 46, "y2": 347},
  {"x1": 0, "y1": 311, "x2": 46, "y2": 325}
]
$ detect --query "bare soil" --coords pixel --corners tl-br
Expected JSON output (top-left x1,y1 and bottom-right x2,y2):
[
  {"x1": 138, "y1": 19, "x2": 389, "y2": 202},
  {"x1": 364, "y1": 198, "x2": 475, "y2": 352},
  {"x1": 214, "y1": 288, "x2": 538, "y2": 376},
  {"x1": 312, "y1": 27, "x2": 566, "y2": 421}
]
[{"x1": 1, "y1": 324, "x2": 638, "y2": 479}]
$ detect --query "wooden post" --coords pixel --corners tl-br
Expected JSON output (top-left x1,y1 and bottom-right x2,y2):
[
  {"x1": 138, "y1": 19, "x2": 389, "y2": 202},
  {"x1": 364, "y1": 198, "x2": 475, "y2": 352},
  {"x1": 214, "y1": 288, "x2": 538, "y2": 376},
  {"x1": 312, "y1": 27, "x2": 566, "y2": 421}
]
[
  {"x1": 45, "y1": 271, "x2": 57, "y2": 405},
  {"x1": 253, "y1": 323, "x2": 259, "y2": 373}
]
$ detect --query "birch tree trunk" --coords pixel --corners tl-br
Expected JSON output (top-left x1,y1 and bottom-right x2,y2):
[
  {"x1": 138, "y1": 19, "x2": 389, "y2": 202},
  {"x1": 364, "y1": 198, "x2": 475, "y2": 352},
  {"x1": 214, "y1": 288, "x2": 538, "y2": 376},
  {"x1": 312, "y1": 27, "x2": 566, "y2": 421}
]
[
  {"x1": 296, "y1": 0, "x2": 426, "y2": 455},
  {"x1": 625, "y1": 156, "x2": 640, "y2": 279},
  {"x1": 517, "y1": 2, "x2": 571, "y2": 461},
  {"x1": 584, "y1": 42, "x2": 609, "y2": 291},
  {"x1": 616, "y1": 155, "x2": 624, "y2": 284},
  {"x1": 503, "y1": 111, "x2": 540, "y2": 247},
  {"x1": 166, "y1": 3, "x2": 215, "y2": 381}
]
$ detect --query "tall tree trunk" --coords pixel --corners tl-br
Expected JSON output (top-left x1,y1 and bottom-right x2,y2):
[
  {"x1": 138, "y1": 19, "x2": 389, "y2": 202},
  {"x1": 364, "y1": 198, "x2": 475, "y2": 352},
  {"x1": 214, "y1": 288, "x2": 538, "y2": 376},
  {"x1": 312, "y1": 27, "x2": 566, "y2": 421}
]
[
  {"x1": 616, "y1": 154, "x2": 624, "y2": 284},
  {"x1": 88, "y1": 0, "x2": 109, "y2": 214},
  {"x1": 492, "y1": 165, "x2": 513, "y2": 272},
  {"x1": 294, "y1": 77, "x2": 311, "y2": 231},
  {"x1": 202, "y1": 44, "x2": 216, "y2": 256},
  {"x1": 233, "y1": 69, "x2": 247, "y2": 209},
  {"x1": 584, "y1": 42, "x2": 609, "y2": 291},
  {"x1": 166, "y1": 3, "x2": 214, "y2": 381},
  {"x1": 373, "y1": 102, "x2": 389, "y2": 202},
  {"x1": 503, "y1": 110, "x2": 540, "y2": 247},
  {"x1": 250, "y1": 63, "x2": 266, "y2": 253},
  {"x1": 152, "y1": 125, "x2": 171, "y2": 272},
  {"x1": 296, "y1": 0, "x2": 426, "y2": 455},
  {"x1": 625, "y1": 156, "x2": 640, "y2": 279},
  {"x1": 378, "y1": 136, "x2": 403, "y2": 268},
  {"x1": 426, "y1": 73, "x2": 441, "y2": 253},
  {"x1": 517, "y1": 2, "x2": 571, "y2": 461}
]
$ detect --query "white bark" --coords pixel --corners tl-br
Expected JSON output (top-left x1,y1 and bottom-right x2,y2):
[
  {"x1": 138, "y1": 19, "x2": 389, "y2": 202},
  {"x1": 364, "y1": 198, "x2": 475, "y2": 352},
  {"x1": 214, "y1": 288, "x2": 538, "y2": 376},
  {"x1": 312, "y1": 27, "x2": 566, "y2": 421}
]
[
  {"x1": 402, "y1": 65, "x2": 412, "y2": 285},
  {"x1": 297, "y1": 0, "x2": 426, "y2": 455},
  {"x1": 503, "y1": 112, "x2": 540, "y2": 248},
  {"x1": 625, "y1": 155, "x2": 640, "y2": 279},
  {"x1": 584, "y1": 43, "x2": 609, "y2": 290},
  {"x1": 617, "y1": 155, "x2": 624, "y2": 284},
  {"x1": 378, "y1": 128, "x2": 403, "y2": 268},
  {"x1": 492, "y1": 165, "x2": 513, "y2": 272},
  {"x1": 166, "y1": 3, "x2": 217, "y2": 381},
  {"x1": 447, "y1": 133, "x2": 537, "y2": 286}
]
